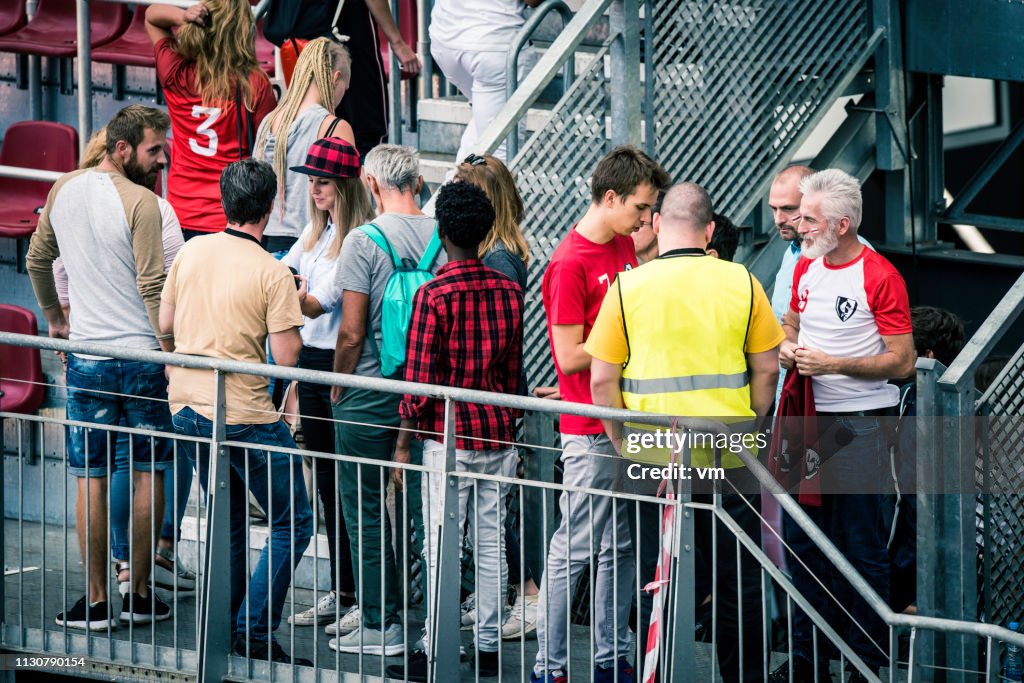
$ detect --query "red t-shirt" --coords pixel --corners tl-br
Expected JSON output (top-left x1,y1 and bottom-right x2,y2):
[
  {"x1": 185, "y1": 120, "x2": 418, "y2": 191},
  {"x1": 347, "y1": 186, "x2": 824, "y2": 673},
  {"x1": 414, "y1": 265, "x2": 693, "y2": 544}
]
[
  {"x1": 542, "y1": 228, "x2": 637, "y2": 435},
  {"x1": 155, "y1": 37, "x2": 276, "y2": 233}
]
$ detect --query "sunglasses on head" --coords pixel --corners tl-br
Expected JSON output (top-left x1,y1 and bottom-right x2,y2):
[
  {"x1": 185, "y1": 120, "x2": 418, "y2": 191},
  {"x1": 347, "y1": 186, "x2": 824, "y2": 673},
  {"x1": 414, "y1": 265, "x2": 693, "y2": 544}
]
[{"x1": 463, "y1": 153, "x2": 487, "y2": 167}]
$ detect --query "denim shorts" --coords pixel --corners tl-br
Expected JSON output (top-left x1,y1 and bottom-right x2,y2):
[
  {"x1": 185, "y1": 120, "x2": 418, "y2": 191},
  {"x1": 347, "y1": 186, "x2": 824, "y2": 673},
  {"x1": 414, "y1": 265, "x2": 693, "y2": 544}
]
[{"x1": 65, "y1": 354, "x2": 174, "y2": 477}]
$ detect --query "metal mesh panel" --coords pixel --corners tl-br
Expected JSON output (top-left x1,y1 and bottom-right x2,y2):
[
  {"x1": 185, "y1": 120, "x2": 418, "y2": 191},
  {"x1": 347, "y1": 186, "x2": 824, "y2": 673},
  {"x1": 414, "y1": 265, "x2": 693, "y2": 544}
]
[
  {"x1": 977, "y1": 346, "x2": 1024, "y2": 627},
  {"x1": 511, "y1": 45, "x2": 613, "y2": 391},
  {"x1": 510, "y1": 1, "x2": 871, "y2": 392},
  {"x1": 650, "y1": 0, "x2": 871, "y2": 221}
]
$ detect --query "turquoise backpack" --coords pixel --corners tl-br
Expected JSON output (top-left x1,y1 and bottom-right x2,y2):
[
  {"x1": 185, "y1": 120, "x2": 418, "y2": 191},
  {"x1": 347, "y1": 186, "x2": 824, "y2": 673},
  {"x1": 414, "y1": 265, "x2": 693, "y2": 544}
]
[{"x1": 358, "y1": 223, "x2": 443, "y2": 378}]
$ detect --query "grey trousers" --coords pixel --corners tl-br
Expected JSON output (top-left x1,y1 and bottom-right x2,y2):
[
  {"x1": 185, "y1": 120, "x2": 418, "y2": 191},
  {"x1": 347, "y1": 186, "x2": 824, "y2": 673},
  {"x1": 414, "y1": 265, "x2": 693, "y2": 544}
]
[{"x1": 534, "y1": 433, "x2": 635, "y2": 673}]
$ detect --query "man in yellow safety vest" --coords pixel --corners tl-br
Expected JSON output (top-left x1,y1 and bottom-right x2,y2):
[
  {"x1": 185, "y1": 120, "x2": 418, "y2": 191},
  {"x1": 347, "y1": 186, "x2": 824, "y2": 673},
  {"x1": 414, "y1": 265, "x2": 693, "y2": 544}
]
[{"x1": 587, "y1": 182, "x2": 784, "y2": 683}]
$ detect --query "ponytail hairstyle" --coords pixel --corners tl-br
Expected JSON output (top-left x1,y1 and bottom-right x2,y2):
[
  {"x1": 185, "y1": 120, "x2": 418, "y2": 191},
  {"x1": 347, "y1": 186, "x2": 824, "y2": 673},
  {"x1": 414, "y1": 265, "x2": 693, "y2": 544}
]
[
  {"x1": 454, "y1": 154, "x2": 531, "y2": 264},
  {"x1": 175, "y1": 0, "x2": 262, "y2": 108}
]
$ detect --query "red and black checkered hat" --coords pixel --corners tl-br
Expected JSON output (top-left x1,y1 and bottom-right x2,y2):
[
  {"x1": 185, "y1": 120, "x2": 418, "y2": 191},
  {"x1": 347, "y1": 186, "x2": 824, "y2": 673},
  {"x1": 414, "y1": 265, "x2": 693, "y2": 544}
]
[{"x1": 289, "y1": 137, "x2": 361, "y2": 178}]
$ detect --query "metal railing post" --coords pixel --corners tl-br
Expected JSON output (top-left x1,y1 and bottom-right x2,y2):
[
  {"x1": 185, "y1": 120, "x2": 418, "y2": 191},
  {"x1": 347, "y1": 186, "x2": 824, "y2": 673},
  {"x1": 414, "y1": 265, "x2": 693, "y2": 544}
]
[
  {"x1": 389, "y1": 0, "x2": 402, "y2": 144},
  {"x1": 914, "y1": 357, "x2": 945, "y2": 683},
  {"x1": 431, "y1": 398, "x2": 462, "y2": 679},
  {"x1": 609, "y1": 0, "x2": 641, "y2": 147},
  {"x1": 666, "y1": 440, "x2": 695, "y2": 682},
  {"x1": 523, "y1": 410, "x2": 558, "y2": 578},
  {"x1": 197, "y1": 370, "x2": 233, "y2": 683},
  {"x1": 75, "y1": 0, "x2": 92, "y2": 156}
]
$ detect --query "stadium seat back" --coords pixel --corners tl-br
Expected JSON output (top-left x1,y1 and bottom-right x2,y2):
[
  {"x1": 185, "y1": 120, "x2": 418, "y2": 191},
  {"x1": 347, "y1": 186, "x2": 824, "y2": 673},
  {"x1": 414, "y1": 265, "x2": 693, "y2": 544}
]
[
  {"x1": 0, "y1": 121, "x2": 79, "y2": 238},
  {"x1": 0, "y1": 304, "x2": 44, "y2": 415},
  {"x1": 0, "y1": 0, "x2": 27, "y2": 38}
]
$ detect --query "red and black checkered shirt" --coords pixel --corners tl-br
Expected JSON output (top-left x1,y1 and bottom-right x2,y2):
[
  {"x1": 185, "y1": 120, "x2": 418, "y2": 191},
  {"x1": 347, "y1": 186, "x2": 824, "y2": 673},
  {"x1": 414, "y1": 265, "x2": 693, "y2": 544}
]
[{"x1": 399, "y1": 260, "x2": 525, "y2": 450}]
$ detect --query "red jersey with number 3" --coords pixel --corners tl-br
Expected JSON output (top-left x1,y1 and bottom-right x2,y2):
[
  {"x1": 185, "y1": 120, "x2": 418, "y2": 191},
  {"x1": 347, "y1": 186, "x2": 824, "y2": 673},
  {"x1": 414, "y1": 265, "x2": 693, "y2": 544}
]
[{"x1": 155, "y1": 37, "x2": 276, "y2": 233}]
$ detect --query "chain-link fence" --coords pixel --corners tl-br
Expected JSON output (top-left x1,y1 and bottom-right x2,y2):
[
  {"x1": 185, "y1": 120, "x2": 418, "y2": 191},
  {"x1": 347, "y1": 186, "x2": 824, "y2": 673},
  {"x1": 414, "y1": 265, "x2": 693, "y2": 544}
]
[
  {"x1": 508, "y1": 0, "x2": 873, "y2": 391},
  {"x1": 649, "y1": 0, "x2": 872, "y2": 222},
  {"x1": 977, "y1": 346, "x2": 1024, "y2": 627}
]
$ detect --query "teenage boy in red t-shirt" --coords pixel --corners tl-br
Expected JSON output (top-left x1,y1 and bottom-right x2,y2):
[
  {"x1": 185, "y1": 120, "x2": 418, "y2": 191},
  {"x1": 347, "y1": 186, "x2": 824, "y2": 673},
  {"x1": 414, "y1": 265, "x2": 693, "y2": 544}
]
[{"x1": 532, "y1": 146, "x2": 671, "y2": 683}]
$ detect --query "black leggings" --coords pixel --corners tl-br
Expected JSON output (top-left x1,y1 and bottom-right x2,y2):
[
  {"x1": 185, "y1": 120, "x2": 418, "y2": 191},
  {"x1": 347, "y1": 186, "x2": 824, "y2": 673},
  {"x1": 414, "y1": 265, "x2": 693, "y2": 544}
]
[{"x1": 297, "y1": 346, "x2": 355, "y2": 595}]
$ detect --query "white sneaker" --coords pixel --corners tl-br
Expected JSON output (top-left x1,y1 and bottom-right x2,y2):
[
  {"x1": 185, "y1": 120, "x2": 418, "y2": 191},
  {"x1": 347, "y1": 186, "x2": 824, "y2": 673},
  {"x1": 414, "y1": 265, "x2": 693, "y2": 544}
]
[
  {"x1": 328, "y1": 623, "x2": 405, "y2": 656},
  {"x1": 502, "y1": 593, "x2": 539, "y2": 639},
  {"x1": 324, "y1": 604, "x2": 361, "y2": 636},
  {"x1": 153, "y1": 549, "x2": 196, "y2": 593},
  {"x1": 460, "y1": 593, "x2": 476, "y2": 630},
  {"x1": 289, "y1": 590, "x2": 338, "y2": 626}
]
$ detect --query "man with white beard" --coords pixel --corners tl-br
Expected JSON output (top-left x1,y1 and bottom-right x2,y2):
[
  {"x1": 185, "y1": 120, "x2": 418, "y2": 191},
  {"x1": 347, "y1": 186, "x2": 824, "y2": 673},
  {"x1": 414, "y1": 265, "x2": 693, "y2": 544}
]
[{"x1": 772, "y1": 169, "x2": 914, "y2": 683}]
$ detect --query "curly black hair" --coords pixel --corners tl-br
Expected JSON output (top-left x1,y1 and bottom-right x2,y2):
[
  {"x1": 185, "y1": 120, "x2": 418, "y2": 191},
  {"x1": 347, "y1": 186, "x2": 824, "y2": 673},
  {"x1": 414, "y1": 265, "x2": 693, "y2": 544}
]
[
  {"x1": 435, "y1": 180, "x2": 496, "y2": 249},
  {"x1": 910, "y1": 306, "x2": 965, "y2": 368}
]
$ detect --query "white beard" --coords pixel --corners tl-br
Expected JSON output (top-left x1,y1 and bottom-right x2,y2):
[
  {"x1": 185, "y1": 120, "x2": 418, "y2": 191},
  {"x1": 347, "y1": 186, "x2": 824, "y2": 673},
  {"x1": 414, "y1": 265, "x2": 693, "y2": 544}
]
[{"x1": 802, "y1": 224, "x2": 839, "y2": 260}]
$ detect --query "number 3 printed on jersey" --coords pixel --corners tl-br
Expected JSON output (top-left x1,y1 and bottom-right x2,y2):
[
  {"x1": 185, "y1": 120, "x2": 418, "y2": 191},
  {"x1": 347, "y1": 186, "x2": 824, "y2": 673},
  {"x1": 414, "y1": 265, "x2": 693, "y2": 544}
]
[{"x1": 189, "y1": 106, "x2": 221, "y2": 157}]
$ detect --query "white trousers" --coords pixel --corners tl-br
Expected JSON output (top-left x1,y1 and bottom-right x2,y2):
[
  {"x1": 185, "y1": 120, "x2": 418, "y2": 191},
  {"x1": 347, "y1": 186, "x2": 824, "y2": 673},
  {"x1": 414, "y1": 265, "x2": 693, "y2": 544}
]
[
  {"x1": 421, "y1": 438, "x2": 517, "y2": 654},
  {"x1": 431, "y1": 44, "x2": 512, "y2": 163}
]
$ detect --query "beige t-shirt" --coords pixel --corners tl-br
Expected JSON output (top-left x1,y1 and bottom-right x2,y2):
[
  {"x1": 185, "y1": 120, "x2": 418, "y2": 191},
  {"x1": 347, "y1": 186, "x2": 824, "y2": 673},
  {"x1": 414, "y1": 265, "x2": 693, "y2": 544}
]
[{"x1": 162, "y1": 231, "x2": 303, "y2": 424}]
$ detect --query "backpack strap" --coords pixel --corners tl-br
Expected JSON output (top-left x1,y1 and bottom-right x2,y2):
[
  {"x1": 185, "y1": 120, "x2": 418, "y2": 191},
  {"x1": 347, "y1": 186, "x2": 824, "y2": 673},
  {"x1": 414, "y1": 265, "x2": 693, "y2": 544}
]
[
  {"x1": 358, "y1": 223, "x2": 401, "y2": 269},
  {"x1": 416, "y1": 227, "x2": 442, "y2": 271}
]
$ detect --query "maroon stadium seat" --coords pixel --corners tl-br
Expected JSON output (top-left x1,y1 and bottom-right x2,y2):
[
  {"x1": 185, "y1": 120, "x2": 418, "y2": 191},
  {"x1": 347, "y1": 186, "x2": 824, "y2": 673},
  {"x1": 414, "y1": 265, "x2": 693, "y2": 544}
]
[
  {"x1": 92, "y1": 6, "x2": 154, "y2": 68},
  {"x1": 0, "y1": 304, "x2": 44, "y2": 415},
  {"x1": 378, "y1": 0, "x2": 418, "y2": 81},
  {"x1": 255, "y1": 20, "x2": 275, "y2": 77},
  {"x1": 0, "y1": 0, "x2": 27, "y2": 38},
  {"x1": 0, "y1": 0, "x2": 129, "y2": 58},
  {"x1": 0, "y1": 121, "x2": 79, "y2": 239}
]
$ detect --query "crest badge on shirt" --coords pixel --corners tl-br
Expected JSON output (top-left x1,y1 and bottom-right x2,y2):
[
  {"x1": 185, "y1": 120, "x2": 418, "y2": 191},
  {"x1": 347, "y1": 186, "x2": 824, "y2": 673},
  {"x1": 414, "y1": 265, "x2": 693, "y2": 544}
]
[{"x1": 835, "y1": 296, "x2": 858, "y2": 322}]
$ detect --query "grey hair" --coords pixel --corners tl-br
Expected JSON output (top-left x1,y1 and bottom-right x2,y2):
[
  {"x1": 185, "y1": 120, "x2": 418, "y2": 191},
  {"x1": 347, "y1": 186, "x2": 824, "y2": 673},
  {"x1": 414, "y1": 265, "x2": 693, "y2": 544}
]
[
  {"x1": 799, "y1": 168, "x2": 862, "y2": 231},
  {"x1": 363, "y1": 144, "x2": 420, "y2": 193}
]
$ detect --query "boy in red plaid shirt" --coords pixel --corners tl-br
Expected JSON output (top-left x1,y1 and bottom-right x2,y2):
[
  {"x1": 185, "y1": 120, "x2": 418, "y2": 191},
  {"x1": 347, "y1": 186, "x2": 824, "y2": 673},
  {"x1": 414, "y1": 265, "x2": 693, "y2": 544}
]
[{"x1": 388, "y1": 181, "x2": 524, "y2": 681}]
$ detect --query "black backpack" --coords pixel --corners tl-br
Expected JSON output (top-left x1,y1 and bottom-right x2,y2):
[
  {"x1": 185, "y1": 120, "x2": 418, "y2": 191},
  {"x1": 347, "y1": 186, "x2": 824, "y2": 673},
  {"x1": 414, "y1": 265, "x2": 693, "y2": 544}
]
[{"x1": 263, "y1": 0, "x2": 345, "y2": 46}]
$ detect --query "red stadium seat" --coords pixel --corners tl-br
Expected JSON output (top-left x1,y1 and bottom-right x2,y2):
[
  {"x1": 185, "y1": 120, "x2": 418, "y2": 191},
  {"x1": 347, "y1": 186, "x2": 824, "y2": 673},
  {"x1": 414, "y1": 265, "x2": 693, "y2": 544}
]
[
  {"x1": 0, "y1": 0, "x2": 27, "y2": 38},
  {"x1": 92, "y1": 6, "x2": 154, "y2": 68},
  {"x1": 378, "y1": 0, "x2": 418, "y2": 81},
  {"x1": 0, "y1": 121, "x2": 79, "y2": 239},
  {"x1": 0, "y1": 304, "x2": 44, "y2": 415},
  {"x1": 0, "y1": 0, "x2": 129, "y2": 58}
]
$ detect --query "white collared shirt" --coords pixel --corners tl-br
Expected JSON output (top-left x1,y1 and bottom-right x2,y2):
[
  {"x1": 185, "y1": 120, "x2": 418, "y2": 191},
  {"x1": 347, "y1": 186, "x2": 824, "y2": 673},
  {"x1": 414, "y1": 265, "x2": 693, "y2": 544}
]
[{"x1": 282, "y1": 222, "x2": 344, "y2": 349}]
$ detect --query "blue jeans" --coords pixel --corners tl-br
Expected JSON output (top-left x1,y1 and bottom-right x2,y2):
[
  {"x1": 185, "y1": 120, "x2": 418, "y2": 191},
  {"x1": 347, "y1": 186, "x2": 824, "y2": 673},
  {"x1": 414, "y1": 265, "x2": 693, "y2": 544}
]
[
  {"x1": 65, "y1": 355, "x2": 173, "y2": 477},
  {"x1": 785, "y1": 416, "x2": 892, "y2": 671},
  {"x1": 110, "y1": 424, "x2": 195, "y2": 560},
  {"x1": 172, "y1": 407, "x2": 313, "y2": 643}
]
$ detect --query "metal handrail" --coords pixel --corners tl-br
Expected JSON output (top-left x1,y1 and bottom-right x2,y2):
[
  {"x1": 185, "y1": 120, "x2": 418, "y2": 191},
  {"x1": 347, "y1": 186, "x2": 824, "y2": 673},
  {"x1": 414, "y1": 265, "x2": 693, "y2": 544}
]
[
  {"x1": 728, "y1": 419, "x2": 1024, "y2": 649},
  {"x1": 2, "y1": 329, "x2": 1019, "y2": 650},
  {"x1": 504, "y1": 0, "x2": 575, "y2": 159},
  {"x1": 471, "y1": 0, "x2": 615, "y2": 158},
  {"x1": 0, "y1": 165, "x2": 63, "y2": 182},
  {"x1": 939, "y1": 270, "x2": 1024, "y2": 393},
  {"x1": 0, "y1": 331, "x2": 681, "y2": 427}
]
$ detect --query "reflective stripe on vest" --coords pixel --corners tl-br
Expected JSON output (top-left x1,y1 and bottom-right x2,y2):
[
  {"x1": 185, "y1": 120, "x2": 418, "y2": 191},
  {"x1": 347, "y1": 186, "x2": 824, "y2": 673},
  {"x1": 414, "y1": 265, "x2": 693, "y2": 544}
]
[{"x1": 618, "y1": 256, "x2": 754, "y2": 468}]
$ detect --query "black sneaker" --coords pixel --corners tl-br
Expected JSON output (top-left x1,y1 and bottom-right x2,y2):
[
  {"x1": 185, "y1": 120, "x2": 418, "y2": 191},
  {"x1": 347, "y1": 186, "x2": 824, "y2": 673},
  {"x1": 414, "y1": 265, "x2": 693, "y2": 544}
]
[
  {"x1": 478, "y1": 649, "x2": 499, "y2": 677},
  {"x1": 119, "y1": 592, "x2": 171, "y2": 624},
  {"x1": 385, "y1": 650, "x2": 430, "y2": 682},
  {"x1": 55, "y1": 595, "x2": 117, "y2": 630},
  {"x1": 232, "y1": 637, "x2": 313, "y2": 667}
]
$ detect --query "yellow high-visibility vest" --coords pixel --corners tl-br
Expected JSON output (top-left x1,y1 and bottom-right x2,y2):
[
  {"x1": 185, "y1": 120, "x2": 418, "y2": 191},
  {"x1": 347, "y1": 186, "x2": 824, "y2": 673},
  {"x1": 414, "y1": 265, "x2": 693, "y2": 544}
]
[{"x1": 618, "y1": 254, "x2": 754, "y2": 469}]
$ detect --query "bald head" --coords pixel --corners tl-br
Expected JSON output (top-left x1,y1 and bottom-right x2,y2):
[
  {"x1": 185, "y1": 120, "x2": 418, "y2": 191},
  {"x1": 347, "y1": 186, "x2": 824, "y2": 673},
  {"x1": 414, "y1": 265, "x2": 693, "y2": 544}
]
[
  {"x1": 769, "y1": 165, "x2": 814, "y2": 241},
  {"x1": 653, "y1": 182, "x2": 714, "y2": 253}
]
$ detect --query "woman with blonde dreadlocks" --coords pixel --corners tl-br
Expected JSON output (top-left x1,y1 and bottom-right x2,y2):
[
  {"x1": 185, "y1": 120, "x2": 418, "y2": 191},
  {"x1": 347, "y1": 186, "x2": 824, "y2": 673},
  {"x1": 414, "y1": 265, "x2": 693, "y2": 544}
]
[
  {"x1": 146, "y1": 1, "x2": 276, "y2": 240},
  {"x1": 254, "y1": 37, "x2": 355, "y2": 258}
]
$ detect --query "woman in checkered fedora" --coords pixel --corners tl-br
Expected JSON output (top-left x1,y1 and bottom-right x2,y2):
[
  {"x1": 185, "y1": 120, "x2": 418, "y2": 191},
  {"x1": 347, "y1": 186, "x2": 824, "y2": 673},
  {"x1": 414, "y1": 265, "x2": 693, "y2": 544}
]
[{"x1": 279, "y1": 137, "x2": 373, "y2": 630}]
